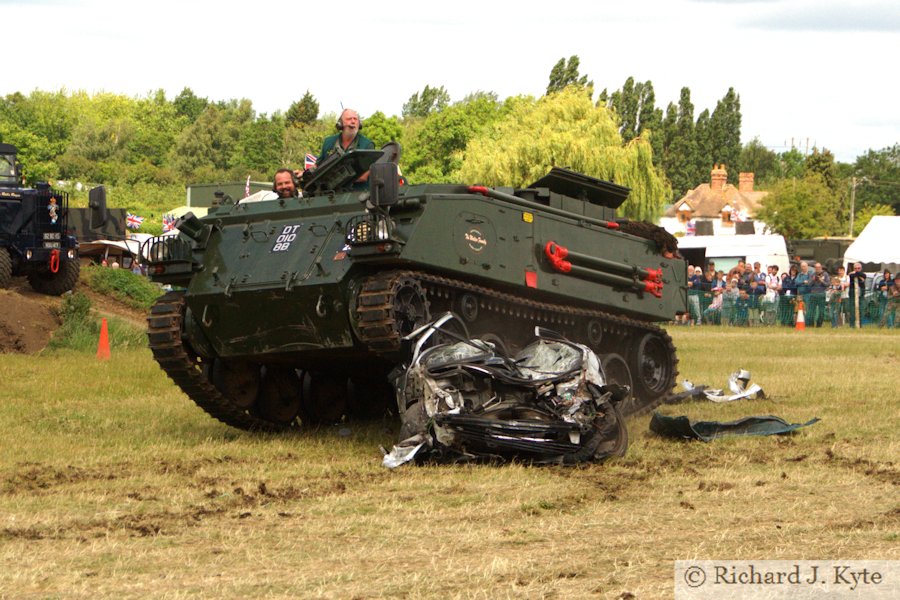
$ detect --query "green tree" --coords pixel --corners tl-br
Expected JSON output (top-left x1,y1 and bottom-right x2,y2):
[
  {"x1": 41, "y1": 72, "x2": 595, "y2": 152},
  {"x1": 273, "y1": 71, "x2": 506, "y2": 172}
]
[
  {"x1": 404, "y1": 93, "x2": 507, "y2": 182},
  {"x1": 852, "y1": 203, "x2": 896, "y2": 236},
  {"x1": 693, "y1": 108, "x2": 712, "y2": 181},
  {"x1": 609, "y1": 77, "x2": 638, "y2": 142},
  {"x1": 707, "y1": 87, "x2": 742, "y2": 179},
  {"x1": 460, "y1": 90, "x2": 498, "y2": 104},
  {"x1": 402, "y1": 85, "x2": 450, "y2": 118},
  {"x1": 4, "y1": 90, "x2": 76, "y2": 151},
  {"x1": 755, "y1": 174, "x2": 843, "y2": 238},
  {"x1": 129, "y1": 90, "x2": 181, "y2": 167},
  {"x1": 605, "y1": 78, "x2": 663, "y2": 171},
  {"x1": 0, "y1": 90, "x2": 77, "y2": 181},
  {"x1": 804, "y1": 147, "x2": 838, "y2": 192},
  {"x1": 173, "y1": 87, "x2": 208, "y2": 123},
  {"x1": 777, "y1": 148, "x2": 806, "y2": 179},
  {"x1": 737, "y1": 137, "x2": 778, "y2": 184},
  {"x1": 281, "y1": 118, "x2": 332, "y2": 168},
  {"x1": 608, "y1": 78, "x2": 661, "y2": 146},
  {"x1": 658, "y1": 102, "x2": 677, "y2": 178},
  {"x1": 457, "y1": 88, "x2": 669, "y2": 221},
  {"x1": 546, "y1": 56, "x2": 592, "y2": 95},
  {"x1": 852, "y1": 144, "x2": 900, "y2": 214},
  {"x1": 58, "y1": 92, "x2": 138, "y2": 183},
  {"x1": 235, "y1": 113, "x2": 284, "y2": 176},
  {"x1": 170, "y1": 99, "x2": 254, "y2": 181},
  {"x1": 596, "y1": 88, "x2": 609, "y2": 107},
  {"x1": 361, "y1": 111, "x2": 403, "y2": 149},
  {"x1": 286, "y1": 91, "x2": 319, "y2": 127},
  {"x1": 661, "y1": 87, "x2": 699, "y2": 200},
  {"x1": 637, "y1": 84, "x2": 663, "y2": 165}
]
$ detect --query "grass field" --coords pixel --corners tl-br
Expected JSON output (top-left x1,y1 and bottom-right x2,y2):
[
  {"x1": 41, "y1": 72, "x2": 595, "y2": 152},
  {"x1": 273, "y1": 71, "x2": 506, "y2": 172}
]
[{"x1": 1, "y1": 327, "x2": 897, "y2": 599}]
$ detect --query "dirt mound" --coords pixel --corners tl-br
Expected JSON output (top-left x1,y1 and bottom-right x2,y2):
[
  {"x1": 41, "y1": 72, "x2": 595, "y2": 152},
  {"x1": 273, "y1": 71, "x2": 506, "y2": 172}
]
[
  {"x1": 0, "y1": 284, "x2": 60, "y2": 353},
  {"x1": 0, "y1": 278, "x2": 148, "y2": 354},
  {"x1": 81, "y1": 286, "x2": 149, "y2": 329}
]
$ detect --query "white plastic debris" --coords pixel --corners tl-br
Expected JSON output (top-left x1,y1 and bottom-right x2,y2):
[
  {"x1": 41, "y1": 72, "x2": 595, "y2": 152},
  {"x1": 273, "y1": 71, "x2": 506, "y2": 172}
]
[
  {"x1": 382, "y1": 436, "x2": 427, "y2": 469},
  {"x1": 680, "y1": 369, "x2": 766, "y2": 403}
]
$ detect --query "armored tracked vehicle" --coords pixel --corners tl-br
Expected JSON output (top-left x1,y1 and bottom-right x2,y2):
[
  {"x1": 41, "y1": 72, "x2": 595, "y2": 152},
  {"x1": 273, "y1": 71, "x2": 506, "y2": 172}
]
[{"x1": 144, "y1": 149, "x2": 687, "y2": 431}]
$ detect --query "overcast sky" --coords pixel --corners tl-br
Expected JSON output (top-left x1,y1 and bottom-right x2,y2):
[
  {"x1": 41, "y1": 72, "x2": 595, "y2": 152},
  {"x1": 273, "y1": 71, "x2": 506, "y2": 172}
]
[{"x1": 3, "y1": 0, "x2": 898, "y2": 163}]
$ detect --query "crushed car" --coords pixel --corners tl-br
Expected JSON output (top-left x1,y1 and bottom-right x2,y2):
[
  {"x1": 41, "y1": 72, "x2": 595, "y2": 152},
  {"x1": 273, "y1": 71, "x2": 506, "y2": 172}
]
[{"x1": 382, "y1": 313, "x2": 630, "y2": 468}]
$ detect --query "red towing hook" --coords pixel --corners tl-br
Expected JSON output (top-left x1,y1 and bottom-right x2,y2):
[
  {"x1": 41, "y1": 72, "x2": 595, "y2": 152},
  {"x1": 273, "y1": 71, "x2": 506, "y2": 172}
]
[
  {"x1": 49, "y1": 249, "x2": 60, "y2": 273},
  {"x1": 544, "y1": 241, "x2": 572, "y2": 273}
]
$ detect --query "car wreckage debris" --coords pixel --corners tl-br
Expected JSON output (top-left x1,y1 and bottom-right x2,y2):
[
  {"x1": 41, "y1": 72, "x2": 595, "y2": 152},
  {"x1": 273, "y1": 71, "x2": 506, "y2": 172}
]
[
  {"x1": 665, "y1": 368, "x2": 766, "y2": 404},
  {"x1": 649, "y1": 413, "x2": 820, "y2": 442},
  {"x1": 382, "y1": 313, "x2": 630, "y2": 468}
]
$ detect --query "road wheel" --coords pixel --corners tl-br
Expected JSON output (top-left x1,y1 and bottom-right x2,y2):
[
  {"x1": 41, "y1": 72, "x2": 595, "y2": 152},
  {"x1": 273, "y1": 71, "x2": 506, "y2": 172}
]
[
  {"x1": 349, "y1": 375, "x2": 395, "y2": 419},
  {"x1": 256, "y1": 367, "x2": 303, "y2": 426},
  {"x1": 479, "y1": 333, "x2": 510, "y2": 356},
  {"x1": 392, "y1": 276, "x2": 430, "y2": 338},
  {"x1": 628, "y1": 331, "x2": 677, "y2": 412},
  {"x1": 211, "y1": 359, "x2": 260, "y2": 409},
  {"x1": 301, "y1": 372, "x2": 350, "y2": 424}
]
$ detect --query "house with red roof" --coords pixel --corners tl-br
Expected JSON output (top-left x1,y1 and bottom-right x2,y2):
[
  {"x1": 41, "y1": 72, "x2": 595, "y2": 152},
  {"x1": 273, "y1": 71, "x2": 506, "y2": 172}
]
[{"x1": 659, "y1": 165, "x2": 769, "y2": 236}]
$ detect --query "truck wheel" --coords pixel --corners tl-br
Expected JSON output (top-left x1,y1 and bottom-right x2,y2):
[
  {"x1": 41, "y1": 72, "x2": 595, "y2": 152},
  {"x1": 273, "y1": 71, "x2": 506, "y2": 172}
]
[
  {"x1": 27, "y1": 259, "x2": 80, "y2": 296},
  {"x1": 0, "y1": 249, "x2": 12, "y2": 289}
]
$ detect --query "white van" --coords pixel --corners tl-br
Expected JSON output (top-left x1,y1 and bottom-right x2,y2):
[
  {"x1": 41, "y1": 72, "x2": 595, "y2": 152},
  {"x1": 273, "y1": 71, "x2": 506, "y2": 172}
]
[{"x1": 676, "y1": 234, "x2": 791, "y2": 274}]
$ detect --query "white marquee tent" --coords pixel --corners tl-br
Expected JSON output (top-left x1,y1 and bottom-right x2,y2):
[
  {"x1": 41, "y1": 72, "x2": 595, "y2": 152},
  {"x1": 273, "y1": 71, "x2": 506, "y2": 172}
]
[{"x1": 843, "y1": 216, "x2": 900, "y2": 272}]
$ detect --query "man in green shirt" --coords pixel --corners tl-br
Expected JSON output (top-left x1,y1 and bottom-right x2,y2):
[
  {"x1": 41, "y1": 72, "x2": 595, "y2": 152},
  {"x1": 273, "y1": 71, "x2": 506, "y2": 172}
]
[
  {"x1": 319, "y1": 108, "x2": 375, "y2": 157},
  {"x1": 317, "y1": 109, "x2": 375, "y2": 190}
]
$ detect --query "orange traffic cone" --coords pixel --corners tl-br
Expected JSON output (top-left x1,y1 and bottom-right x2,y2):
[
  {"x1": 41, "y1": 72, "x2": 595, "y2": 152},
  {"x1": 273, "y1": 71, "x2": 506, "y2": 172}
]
[
  {"x1": 96, "y1": 318, "x2": 111, "y2": 360},
  {"x1": 795, "y1": 299, "x2": 806, "y2": 331}
]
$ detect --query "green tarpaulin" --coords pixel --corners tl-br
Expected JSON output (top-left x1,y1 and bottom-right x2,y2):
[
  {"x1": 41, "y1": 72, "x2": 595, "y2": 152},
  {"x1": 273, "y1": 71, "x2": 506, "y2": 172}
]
[{"x1": 650, "y1": 412, "x2": 820, "y2": 442}]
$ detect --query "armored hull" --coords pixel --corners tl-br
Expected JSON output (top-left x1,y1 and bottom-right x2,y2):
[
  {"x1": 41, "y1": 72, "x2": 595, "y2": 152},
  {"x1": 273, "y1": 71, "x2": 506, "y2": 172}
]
[{"x1": 146, "y1": 152, "x2": 687, "y2": 430}]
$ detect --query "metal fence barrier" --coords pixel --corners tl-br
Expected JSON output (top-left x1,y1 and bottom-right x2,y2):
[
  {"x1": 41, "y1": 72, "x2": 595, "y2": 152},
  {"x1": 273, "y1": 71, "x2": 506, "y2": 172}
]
[{"x1": 682, "y1": 288, "x2": 898, "y2": 329}]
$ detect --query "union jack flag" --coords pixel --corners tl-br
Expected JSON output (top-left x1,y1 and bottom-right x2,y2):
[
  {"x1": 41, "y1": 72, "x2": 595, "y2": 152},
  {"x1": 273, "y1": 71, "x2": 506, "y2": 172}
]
[
  {"x1": 162, "y1": 214, "x2": 176, "y2": 232},
  {"x1": 686, "y1": 220, "x2": 696, "y2": 236},
  {"x1": 731, "y1": 207, "x2": 747, "y2": 223},
  {"x1": 304, "y1": 153, "x2": 317, "y2": 171},
  {"x1": 126, "y1": 213, "x2": 144, "y2": 230}
]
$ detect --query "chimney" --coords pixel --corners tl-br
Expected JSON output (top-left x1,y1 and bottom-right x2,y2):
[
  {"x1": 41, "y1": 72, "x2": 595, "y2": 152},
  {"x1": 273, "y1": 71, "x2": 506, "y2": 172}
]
[
  {"x1": 710, "y1": 164, "x2": 727, "y2": 192},
  {"x1": 739, "y1": 172, "x2": 755, "y2": 193}
]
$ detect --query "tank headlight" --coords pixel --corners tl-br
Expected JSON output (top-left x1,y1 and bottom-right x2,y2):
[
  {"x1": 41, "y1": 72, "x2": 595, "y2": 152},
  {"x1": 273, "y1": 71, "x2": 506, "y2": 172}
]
[
  {"x1": 67, "y1": 249, "x2": 76, "y2": 259},
  {"x1": 26, "y1": 250, "x2": 33, "y2": 259},
  {"x1": 376, "y1": 220, "x2": 390, "y2": 240},
  {"x1": 355, "y1": 221, "x2": 371, "y2": 242}
]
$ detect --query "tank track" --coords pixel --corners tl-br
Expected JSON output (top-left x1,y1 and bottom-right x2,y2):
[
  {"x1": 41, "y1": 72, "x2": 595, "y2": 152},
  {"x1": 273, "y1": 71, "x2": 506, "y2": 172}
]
[
  {"x1": 149, "y1": 271, "x2": 678, "y2": 430},
  {"x1": 147, "y1": 290, "x2": 293, "y2": 432},
  {"x1": 356, "y1": 270, "x2": 678, "y2": 416}
]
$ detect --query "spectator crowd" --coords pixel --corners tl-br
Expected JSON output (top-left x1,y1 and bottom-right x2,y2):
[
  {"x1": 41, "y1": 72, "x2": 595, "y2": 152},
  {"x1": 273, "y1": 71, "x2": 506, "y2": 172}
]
[{"x1": 679, "y1": 260, "x2": 898, "y2": 329}]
